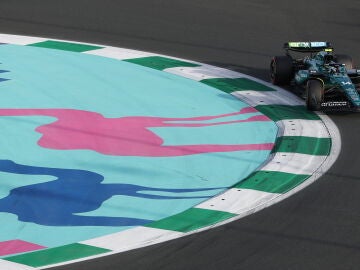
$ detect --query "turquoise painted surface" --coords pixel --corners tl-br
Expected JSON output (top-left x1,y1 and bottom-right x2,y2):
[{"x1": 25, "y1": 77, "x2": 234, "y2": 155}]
[{"x1": 0, "y1": 44, "x2": 277, "y2": 249}]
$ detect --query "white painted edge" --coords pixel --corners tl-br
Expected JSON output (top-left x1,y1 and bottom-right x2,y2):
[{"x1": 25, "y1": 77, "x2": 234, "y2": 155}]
[
  {"x1": 81, "y1": 227, "x2": 182, "y2": 251},
  {"x1": 261, "y1": 152, "x2": 327, "y2": 175},
  {"x1": 164, "y1": 64, "x2": 242, "y2": 80},
  {"x1": 84, "y1": 46, "x2": 158, "y2": 60},
  {"x1": 232, "y1": 90, "x2": 304, "y2": 107},
  {"x1": 0, "y1": 259, "x2": 35, "y2": 270},
  {"x1": 85, "y1": 46, "x2": 202, "y2": 65},
  {"x1": 0, "y1": 34, "x2": 341, "y2": 270},
  {"x1": 195, "y1": 188, "x2": 280, "y2": 214},
  {"x1": 277, "y1": 119, "x2": 330, "y2": 138},
  {"x1": 0, "y1": 34, "x2": 46, "y2": 45}
]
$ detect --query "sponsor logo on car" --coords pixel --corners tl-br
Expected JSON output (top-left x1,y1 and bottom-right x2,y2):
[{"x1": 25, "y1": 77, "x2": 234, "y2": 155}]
[{"x1": 321, "y1": 101, "x2": 349, "y2": 107}]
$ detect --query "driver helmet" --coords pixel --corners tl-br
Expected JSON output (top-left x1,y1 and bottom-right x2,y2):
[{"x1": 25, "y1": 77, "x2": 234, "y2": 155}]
[
  {"x1": 315, "y1": 51, "x2": 334, "y2": 64},
  {"x1": 323, "y1": 53, "x2": 335, "y2": 64}
]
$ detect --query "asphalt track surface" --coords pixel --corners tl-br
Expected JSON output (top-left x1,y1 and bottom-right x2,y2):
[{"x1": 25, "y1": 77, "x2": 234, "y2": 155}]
[{"x1": 0, "y1": 1, "x2": 359, "y2": 269}]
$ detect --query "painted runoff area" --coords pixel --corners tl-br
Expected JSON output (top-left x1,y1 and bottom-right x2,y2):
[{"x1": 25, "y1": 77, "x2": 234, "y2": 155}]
[{"x1": 0, "y1": 34, "x2": 340, "y2": 270}]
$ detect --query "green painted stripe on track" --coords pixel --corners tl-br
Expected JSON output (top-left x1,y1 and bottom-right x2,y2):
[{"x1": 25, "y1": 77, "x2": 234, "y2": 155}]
[
  {"x1": 201, "y1": 78, "x2": 275, "y2": 93},
  {"x1": 255, "y1": 105, "x2": 321, "y2": 121},
  {"x1": 145, "y1": 208, "x2": 236, "y2": 233},
  {"x1": 234, "y1": 171, "x2": 309, "y2": 193},
  {"x1": 124, "y1": 56, "x2": 200, "y2": 70},
  {"x1": 273, "y1": 136, "x2": 331, "y2": 156},
  {"x1": 4, "y1": 243, "x2": 110, "y2": 267},
  {"x1": 28, "y1": 40, "x2": 103, "y2": 52}
]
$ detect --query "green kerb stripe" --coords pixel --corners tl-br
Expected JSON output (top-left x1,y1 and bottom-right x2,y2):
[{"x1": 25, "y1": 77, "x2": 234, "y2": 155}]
[
  {"x1": 146, "y1": 208, "x2": 236, "y2": 233},
  {"x1": 201, "y1": 78, "x2": 275, "y2": 93},
  {"x1": 255, "y1": 105, "x2": 321, "y2": 121},
  {"x1": 4, "y1": 243, "x2": 110, "y2": 267},
  {"x1": 28, "y1": 40, "x2": 103, "y2": 52},
  {"x1": 273, "y1": 136, "x2": 331, "y2": 156},
  {"x1": 124, "y1": 56, "x2": 200, "y2": 70},
  {"x1": 234, "y1": 171, "x2": 309, "y2": 193}
]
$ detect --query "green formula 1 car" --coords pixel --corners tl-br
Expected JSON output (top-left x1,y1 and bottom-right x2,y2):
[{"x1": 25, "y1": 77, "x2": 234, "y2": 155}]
[{"x1": 270, "y1": 41, "x2": 360, "y2": 111}]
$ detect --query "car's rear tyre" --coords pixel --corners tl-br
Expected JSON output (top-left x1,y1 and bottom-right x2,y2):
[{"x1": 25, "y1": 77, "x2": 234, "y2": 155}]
[
  {"x1": 306, "y1": 80, "x2": 324, "y2": 111},
  {"x1": 270, "y1": 56, "x2": 293, "y2": 85},
  {"x1": 335, "y1": 54, "x2": 354, "y2": 70}
]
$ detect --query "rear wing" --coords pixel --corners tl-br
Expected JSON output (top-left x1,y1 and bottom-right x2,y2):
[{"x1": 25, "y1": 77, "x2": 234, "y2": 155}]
[{"x1": 284, "y1": 41, "x2": 332, "y2": 53}]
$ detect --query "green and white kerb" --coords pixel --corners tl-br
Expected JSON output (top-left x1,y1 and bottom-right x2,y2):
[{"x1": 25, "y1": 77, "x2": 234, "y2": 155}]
[{"x1": 0, "y1": 34, "x2": 340, "y2": 270}]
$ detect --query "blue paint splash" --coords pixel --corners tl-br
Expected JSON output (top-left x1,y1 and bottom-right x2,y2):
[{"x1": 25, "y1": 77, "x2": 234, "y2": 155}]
[
  {"x1": 0, "y1": 64, "x2": 10, "y2": 83},
  {"x1": 0, "y1": 160, "x2": 221, "y2": 227}
]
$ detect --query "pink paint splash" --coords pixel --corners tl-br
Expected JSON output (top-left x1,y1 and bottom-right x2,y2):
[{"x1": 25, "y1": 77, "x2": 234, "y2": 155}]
[
  {"x1": 0, "y1": 240, "x2": 45, "y2": 256},
  {"x1": 0, "y1": 107, "x2": 274, "y2": 157}
]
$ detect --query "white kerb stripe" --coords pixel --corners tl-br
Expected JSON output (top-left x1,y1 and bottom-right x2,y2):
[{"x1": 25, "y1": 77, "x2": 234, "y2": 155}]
[
  {"x1": 165, "y1": 65, "x2": 243, "y2": 81},
  {"x1": 85, "y1": 46, "x2": 157, "y2": 60},
  {"x1": 196, "y1": 188, "x2": 279, "y2": 214},
  {"x1": 81, "y1": 227, "x2": 183, "y2": 251},
  {"x1": 0, "y1": 34, "x2": 46, "y2": 45},
  {"x1": 261, "y1": 152, "x2": 327, "y2": 175},
  {"x1": 0, "y1": 260, "x2": 35, "y2": 270},
  {"x1": 232, "y1": 90, "x2": 304, "y2": 107},
  {"x1": 277, "y1": 119, "x2": 330, "y2": 138}
]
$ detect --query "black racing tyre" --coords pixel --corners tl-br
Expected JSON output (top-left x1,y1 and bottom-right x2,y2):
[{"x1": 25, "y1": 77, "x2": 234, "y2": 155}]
[
  {"x1": 270, "y1": 56, "x2": 293, "y2": 85},
  {"x1": 335, "y1": 54, "x2": 354, "y2": 70},
  {"x1": 306, "y1": 80, "x2": 324, "y2": 111}
]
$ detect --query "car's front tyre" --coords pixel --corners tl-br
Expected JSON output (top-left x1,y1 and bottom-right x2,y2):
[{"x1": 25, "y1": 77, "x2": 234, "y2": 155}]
[
  {"x1": 306, "y1": 80, "x2": 324, "y2": 111},
  {"x1": 270, "y1": 56, "x2": 293, "y2": 85}
]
